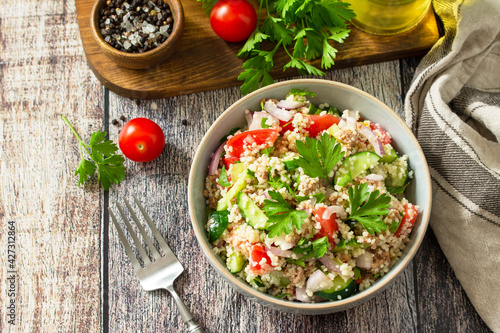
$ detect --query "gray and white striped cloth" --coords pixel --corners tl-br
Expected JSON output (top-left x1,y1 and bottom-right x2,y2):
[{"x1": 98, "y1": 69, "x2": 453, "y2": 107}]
[{"x1": 404, "y1": 0, "x2": 500, "y2": 331}]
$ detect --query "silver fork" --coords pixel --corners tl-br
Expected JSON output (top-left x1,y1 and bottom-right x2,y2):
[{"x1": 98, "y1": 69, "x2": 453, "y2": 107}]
[{"x1": 109, "y1": 195, "x2": 204, "y2": 333}]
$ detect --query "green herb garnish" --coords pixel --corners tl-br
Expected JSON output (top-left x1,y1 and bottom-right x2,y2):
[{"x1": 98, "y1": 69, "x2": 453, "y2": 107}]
[
  {"x1": 261, "y1": 117, "x2": 270, "y2": 128},
  {"x1": 217, "y1": 166, "x2": 231, "y2": 187},
  {"x1": 209, "y1": 0, "x2": 356, "y2": 94},
  {"x1": 261, "y1": 147, "x2": 275, "y2": 156},
  {"x1": 62, "y1": 115, "x2": 126, "y2": 190},
  {"x1": 288, "y1": 88, "x2": 317, "y2": 98},
  {"x1": 295, "y1": 133, "x2": 344, "y2": 186},
  {"x1": 287, "y1": 236, "x2": 329, "y2": 267},
  {"x1": 347, "y1": 183, "x2": 391, "y2": 235},
  {"x1": 263, "y1": 190, "x2": 308, "y2": 238}
]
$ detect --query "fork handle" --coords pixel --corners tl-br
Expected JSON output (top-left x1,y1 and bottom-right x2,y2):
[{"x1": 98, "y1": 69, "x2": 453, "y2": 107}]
[{"x1": 165, "y1": 285, "x2": 205, "y2": 333}]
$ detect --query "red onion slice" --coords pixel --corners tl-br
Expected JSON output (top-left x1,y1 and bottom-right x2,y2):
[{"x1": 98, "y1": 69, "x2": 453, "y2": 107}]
[
  {"x1": 318, "y1": 255, "x2": 342, "y2": 274},
  {"x1": 263, "y1": 100, "x2": 293, "y2": 122},
  {"x1": 208, "y1": 141, "x2": 226, "y2": 175},
  {"x1": 358, "y1": 124, "x2": 385, "y2": 157},
  {"x1": 321, "y1": 205, "x2": 346, "y2": 220},
  {"x1": 365, "y1": 173, "x2": 385, "y2": 182},
  {"x1": 295, "y1": 286, "x2": 311, "y2": 302},
  {"x1": 245, "y1": 109, "x2": 254, "y2": 127},
  {"x1": 306, "y1": 269, "x2": 332, "y2": 293},
  {"x1": 265, "y1": 246, "x2": 295, "y2": 258},
  {"x1": 277, "y1": 99, "x2": 307, "y2": 110},
  {"x1": 249, "y1": 111, "x2": 278, "y2": 130},
  {"x1": 356, "y1": 252, "x2": 373, "y2": 269},
  {"x1": 337, "y1": 119, "x2": 347, "y2": 129}
]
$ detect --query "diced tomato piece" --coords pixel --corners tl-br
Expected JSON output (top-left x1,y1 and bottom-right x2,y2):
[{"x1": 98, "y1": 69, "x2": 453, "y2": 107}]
[
  {"x1": 279, "y1": 114, "x2": 340, "y2": 137},
  {"x1": 306, "y1": 114, "x2": 341, "y2": 137},
  {"x1": 312, "y1": 207, "x2": 338, "y2": 248},
  {"x1": 395, "y1": 204, "x2": 418, "y2": 237},
  {"x1": 222, "y1": 156, "x2": 238, "y2": 170},
  {"x1": 222, "y1": 129, "x2": 279, "y2": 168},
  {"x1": 370, "y1": 122, "x2": 391, "y2": 144},
  {"x1": 249, "y1": 244, "x2": 273, "y2": 275}
]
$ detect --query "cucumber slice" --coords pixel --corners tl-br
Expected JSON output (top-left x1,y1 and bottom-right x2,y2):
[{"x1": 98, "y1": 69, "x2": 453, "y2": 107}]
[
  {"x1": 237, "y1": 192, "x2": 270, "y2": 230},
  {"x1": 314, "y1": 276, "x2": 356, "y2": 300},
  {"x1": 228, "y1": 251, "x2": 246, "y2": 273},
  {"x1": 217, "y1": 173, "x2": 250, "y2": 211},
  {"x1": 385, "y1": 157, "x2": 409, "y2": 187},
  {"x1": 229, "y1": 163, "x2": 246, "y2": 185},
  {"x1": 379, "y1": 144, "x2": 399, "y2": 163},
  {"x1": 334, "y1": 151, "x2": 381, "y2": 186}
]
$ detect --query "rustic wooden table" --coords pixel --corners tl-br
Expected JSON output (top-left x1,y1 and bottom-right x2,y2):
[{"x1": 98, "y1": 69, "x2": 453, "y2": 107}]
[{"x1": 0, "y1": 1, "x2": 493, "y2": 332}]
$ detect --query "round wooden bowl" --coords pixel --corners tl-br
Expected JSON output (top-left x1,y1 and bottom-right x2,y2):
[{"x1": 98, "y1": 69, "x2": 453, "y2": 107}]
[{"x1": 90, "y1": 0, "x2": 184, "y2": 70}]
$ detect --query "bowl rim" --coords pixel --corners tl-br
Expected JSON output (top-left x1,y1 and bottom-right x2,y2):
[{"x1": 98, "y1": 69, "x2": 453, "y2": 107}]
[
  {"x1": 188, "y1": 78, "x2": 432, "y2": 310},
  {"x1": 90, "y1": 0, "x2": 184, "y2": 58}
]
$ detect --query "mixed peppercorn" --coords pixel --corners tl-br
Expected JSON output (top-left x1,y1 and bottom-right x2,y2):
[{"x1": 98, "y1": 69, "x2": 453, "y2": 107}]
[{"x1": 99, "y1": 0, "x2": 174, "y2": 53}]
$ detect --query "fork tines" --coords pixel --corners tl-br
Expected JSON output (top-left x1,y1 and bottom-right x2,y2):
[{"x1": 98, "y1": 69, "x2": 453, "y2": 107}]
[{"x1": 109, "y1": 194, "x2": 169, "y2": 270}]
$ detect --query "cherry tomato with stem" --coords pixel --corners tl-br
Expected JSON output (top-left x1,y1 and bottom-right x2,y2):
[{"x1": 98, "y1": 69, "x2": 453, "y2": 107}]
[
  {"x1": 118, "y1": 118, "x2": 165, "y2": 162},
  {"x1": 210, "y1": 0, "x2": 257, "y2": 43}
]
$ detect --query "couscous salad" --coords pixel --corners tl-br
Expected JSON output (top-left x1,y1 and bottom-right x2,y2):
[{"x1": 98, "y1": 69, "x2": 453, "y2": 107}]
[{"x1": 203, "y1": 89, "x2": 419, "y2": 302}]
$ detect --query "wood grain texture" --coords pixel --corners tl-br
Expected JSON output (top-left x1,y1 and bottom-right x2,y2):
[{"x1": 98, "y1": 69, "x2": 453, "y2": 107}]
[
  {"x1": 0, "y1": 1, "x2": 494, "y2": 332},
  {"x1": 0, "y1": 1, "x2": 105, "y2": 332},
  {"x1": 75, "y1": 0, "x2": 440, "y2": 99}
]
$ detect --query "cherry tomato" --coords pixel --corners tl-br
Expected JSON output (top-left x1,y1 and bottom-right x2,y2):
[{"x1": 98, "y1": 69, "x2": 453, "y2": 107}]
[
  {"x1": 370, "y1": 122, "x2": 391, "y2": 144},
  {"x1": 312, "y1": 207, "x2": 338, "y2": 248},
  {"x1": 249, "y1": 244, "x2": 273, "y2": 275},
  {"x1": 210, "y1": 0, "x2": 257, "y2": 42},
  {"x1": 394, "y1": 204, "x2": 418, "y2": 238},
  {"x1": 118, "y1": 118, "x2": 165, "y2": 162},
  {"x1": 222, "y1": 129, "x2": 280, "y2": 169},
  {"x1": 279, "y1": 114, "x2": 340, "y2": 137}
]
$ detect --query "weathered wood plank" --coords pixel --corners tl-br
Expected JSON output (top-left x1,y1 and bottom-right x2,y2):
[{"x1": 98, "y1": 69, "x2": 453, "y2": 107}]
[
  {"x1": 0, "y1": 1, "x2": 104, "y2": 332},
  {"x1": 106, "y1": 62, "x2": 418, "y2": 332}
]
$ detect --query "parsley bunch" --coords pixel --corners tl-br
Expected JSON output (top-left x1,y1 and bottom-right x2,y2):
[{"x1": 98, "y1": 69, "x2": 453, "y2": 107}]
[
  {"x1": 198, "y1": 0, "x2": 356, "y2": 95},
  {"x1": 62, "y1": 115, "x2": 126, "y2": 190}
]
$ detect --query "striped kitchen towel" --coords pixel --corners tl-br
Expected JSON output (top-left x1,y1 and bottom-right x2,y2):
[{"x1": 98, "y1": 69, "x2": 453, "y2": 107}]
[{"x1": 404, "y1": 0, "x2": 500, "y2": 331}]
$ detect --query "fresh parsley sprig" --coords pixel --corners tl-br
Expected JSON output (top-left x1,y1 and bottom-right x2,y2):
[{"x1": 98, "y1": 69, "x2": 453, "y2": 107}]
[
  {"x1": 286, "y1": 236, "x2": 329, "y2": 267},
  {"x1": 262, "y1": 190, "x2": 308, "y2": 238},
  {"x1": 347, "y1": 183, "x2": 391, "y2": 235},
  {"x1": 295, "y1": 132, "x2": 344, "y2": 187},
  {"x1": 199, "y1": 0, "x2": 355, "y2": 94},
  {"x1": 62, "y1": 115, "x2": 126, "y2": 190}
]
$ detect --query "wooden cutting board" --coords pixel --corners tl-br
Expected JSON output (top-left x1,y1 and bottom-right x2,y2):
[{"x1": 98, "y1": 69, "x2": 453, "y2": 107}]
[{"x1": 75, "y1": 0, "x2": 440, "y2": 99}]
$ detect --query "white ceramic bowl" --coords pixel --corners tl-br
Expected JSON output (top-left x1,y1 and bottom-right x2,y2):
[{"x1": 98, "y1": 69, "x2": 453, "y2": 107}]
[{"x1": 188, "y1": 79, "x2": 431, "y2": 314}]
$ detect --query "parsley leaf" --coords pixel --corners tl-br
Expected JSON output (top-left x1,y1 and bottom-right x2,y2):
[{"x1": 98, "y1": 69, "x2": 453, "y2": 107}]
[
  {"x1": 198, "y1": 0, "x2": 356, "y2": 94},
  {"x1": 261, "y1": 147, "x2": 275, "y2": 155},
  {"x1": 62, "y1": 115, "x2": 126, "y2": 190},
  {"x1": 295, "y1": 132, "x2": 344, "y2": 186},
  {"x1": 348, "y1": 183, "x2": 391, "y2": 235},
  {"x1": 288, "y1": 88, "x2": 317, "y2": 98},
  {"x1": 261, "y1": 117, "x2": 270, "y2": 129},
  {"x1": 263, "y1": 190, "x2": 307, "y2": 238},
  {"x1": 217, "y1": 166, "x2": 231, "y2": 187},
  {"x1": 286, "y1": 236, "x2": 329, "y2": 267},
  {"x1": 196, "y1": 0, "x2": 218, "y2": 14}
]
